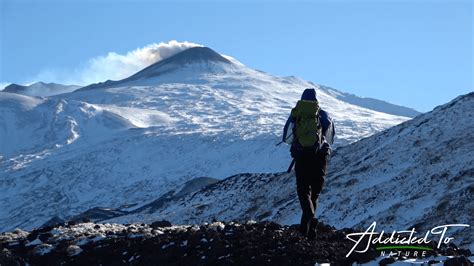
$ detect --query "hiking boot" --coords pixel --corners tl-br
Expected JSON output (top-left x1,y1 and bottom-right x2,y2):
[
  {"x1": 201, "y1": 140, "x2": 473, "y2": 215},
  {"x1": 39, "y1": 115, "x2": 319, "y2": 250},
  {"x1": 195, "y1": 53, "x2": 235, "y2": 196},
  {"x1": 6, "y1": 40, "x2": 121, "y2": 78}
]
[{"x1": 307, "y1": 218, "x2": 318, "y2": 240}]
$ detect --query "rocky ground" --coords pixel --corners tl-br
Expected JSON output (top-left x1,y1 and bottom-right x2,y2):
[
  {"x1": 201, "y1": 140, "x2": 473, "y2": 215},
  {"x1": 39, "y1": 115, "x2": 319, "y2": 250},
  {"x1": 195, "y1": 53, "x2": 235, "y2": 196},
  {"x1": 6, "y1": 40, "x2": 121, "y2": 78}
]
[{"x1": 0, "y1": 220, "x2": 472, "y2": 266}]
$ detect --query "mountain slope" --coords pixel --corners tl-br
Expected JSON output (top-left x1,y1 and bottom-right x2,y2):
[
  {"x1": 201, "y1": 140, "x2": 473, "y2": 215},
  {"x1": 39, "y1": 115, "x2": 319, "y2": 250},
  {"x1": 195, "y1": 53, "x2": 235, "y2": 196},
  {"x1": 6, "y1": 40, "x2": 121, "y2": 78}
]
[
  {"x1": 321, "y1": 85, "x2": 420, "y2": 118},
  {"x1": 105, "y1": 92, "x2": 474, "y2": 249},
  {"x1": 0, "y1": 47, "x2": 413, "y2": 232},
  {"x1": 3, "y1": 82, "x2": 80, "y2": 97}
]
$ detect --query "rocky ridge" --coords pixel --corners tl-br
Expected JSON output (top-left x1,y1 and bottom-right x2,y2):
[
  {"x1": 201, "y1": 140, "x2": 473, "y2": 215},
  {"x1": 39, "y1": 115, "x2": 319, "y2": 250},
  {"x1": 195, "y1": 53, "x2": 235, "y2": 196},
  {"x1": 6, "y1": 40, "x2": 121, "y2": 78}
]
[{"x1": 0, "y1": 221, "x2": 472, "y2": 266}]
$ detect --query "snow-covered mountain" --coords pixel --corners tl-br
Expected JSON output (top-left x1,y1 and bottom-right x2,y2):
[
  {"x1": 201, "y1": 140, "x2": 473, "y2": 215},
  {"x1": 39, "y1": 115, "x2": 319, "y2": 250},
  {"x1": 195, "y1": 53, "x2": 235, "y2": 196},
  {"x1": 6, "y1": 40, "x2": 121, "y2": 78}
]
[
  {"x1": 0, "y1": 46, "x2": 414, "y2": 231},
  {"x1": 2, "y1": 82, "x2": 80, "y2": 97},
  {"x1": 106, "y1": 92, "x2": 473, "y2": 249}
]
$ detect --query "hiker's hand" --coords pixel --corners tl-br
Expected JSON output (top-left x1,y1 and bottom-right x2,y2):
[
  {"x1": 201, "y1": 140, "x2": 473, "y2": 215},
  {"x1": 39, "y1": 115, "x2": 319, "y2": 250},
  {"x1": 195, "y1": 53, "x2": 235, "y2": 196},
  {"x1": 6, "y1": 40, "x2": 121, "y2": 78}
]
[
  {"x1": 290, "y1": 144, "x2": 298, "y2": 158},
  {"x1": 321, "y1": 142, "x2": 331, "y2": 156}
]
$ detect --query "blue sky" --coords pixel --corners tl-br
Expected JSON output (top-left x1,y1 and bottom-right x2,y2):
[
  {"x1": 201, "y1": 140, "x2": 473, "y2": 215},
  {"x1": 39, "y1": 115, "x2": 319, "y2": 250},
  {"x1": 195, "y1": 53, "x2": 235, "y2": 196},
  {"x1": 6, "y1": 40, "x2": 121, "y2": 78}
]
[{"x1": 0, "y1": 0, "x2": 472, "y2": 112}]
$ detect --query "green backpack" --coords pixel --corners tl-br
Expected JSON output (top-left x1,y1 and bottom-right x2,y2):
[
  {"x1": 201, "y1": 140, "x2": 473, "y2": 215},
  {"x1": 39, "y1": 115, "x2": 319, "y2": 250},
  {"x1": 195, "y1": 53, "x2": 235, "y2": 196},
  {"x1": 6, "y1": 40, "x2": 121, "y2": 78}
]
[{"x1": 291, "y1": 100, "x2": 322, "y2": 147}]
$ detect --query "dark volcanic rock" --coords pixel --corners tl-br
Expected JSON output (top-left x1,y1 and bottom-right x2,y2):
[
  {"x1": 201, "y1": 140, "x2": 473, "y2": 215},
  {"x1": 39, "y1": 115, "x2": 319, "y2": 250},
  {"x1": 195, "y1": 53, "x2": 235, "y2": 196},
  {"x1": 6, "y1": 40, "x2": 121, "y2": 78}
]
[
  {"x1": 444, "y1": 256, "x2": 473, "y2": 266},
  {"x1": 69, "y1": 207, "x2": 128, "y2": 223},
  {"x1": 0, "y1": 248, "x2": 24, "y2": 266},
  {"x1": 379, "y1": 257, "x2": 396, "y2": 265},
  {"x1": 0, "y1": 221, "x2": 471, "y2": 266},
  {"x1": 150, "y1": 220, "x2": 172, "y2": 229},
  {"x1": 39, "y1": 216, "x2": 65, "y2": 229}
]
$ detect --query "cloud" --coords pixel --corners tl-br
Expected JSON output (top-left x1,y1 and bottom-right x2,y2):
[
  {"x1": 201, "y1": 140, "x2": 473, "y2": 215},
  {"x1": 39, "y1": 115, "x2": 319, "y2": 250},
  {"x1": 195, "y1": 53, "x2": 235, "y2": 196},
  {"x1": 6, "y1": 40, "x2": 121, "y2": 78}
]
[{"x1": 32, "y1": 40, "x2": 203, "y2": 86}]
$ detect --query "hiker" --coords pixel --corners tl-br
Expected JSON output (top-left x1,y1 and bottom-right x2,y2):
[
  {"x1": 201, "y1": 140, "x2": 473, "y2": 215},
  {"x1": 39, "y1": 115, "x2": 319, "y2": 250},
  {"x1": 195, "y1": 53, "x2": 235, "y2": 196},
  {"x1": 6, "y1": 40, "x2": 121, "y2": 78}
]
[{"x1": 282, "y1": 88, "x2": 335, "y2": 240}]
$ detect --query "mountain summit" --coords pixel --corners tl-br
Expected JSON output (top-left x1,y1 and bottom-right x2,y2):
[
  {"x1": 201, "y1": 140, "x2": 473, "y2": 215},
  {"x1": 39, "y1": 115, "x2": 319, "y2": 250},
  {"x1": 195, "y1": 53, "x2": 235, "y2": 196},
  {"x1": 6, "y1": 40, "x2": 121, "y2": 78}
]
[
  {"x1": 155, "y1": 46, "x2": 231, "y2": 65},
  {"x1": 79, "y1": 47, "x2": 233, "y2": 91},
  {"x1": 124, "y1": 47, "x2": 232, "y2": 81}
]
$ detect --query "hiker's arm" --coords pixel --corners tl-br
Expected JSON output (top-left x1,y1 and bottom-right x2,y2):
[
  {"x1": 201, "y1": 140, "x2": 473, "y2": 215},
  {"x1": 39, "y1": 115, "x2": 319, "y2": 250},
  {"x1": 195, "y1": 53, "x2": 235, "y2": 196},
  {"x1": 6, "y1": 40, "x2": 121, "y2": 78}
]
[
  {"x1": 282, "y1": 116, "x2": 296, "y2": 144},
  {"x1": 319, "y1": 109, "x2": 335, "y2": 145}
]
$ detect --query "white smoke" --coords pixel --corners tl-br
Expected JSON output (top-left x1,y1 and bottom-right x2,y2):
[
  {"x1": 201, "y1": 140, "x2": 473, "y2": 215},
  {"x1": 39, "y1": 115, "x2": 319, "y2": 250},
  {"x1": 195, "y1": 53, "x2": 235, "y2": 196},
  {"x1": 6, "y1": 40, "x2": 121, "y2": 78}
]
[
  {"x1": 0, "y1": 82, "x2": 10, "y2": 91},
  {"x1": 32, "y1": 40, "x2": 203, "y2": 85}
]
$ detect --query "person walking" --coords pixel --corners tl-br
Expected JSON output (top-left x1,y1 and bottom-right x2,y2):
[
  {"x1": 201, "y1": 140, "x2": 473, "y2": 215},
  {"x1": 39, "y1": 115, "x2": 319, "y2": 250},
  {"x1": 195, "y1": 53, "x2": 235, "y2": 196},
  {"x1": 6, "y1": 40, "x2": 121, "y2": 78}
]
[{"x1": 282, "y1": 88, "x2": 335, "y2": 240}]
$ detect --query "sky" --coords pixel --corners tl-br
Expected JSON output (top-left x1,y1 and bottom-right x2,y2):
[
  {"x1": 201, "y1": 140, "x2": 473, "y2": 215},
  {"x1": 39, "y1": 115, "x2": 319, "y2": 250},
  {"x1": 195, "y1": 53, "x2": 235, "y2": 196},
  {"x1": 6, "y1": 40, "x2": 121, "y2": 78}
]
[{"x1": 0, "y1": 0, "x2": 472, "y2": 112}]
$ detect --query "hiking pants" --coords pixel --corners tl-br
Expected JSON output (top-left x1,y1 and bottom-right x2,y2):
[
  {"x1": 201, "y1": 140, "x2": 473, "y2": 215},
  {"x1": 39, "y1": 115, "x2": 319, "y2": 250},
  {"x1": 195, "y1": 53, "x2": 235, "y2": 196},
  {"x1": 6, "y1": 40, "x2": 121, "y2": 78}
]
[{"x1": 295, "y1": 148, "x2": 329, "y2": 237}]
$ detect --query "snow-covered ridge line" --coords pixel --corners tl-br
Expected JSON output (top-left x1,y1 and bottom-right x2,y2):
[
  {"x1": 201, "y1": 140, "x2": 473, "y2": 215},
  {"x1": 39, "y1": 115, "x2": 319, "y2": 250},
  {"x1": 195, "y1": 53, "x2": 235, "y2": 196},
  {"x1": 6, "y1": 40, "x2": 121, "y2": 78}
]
[{"x1": 3, "y1": 82, "x2": 80, "y2": 97}]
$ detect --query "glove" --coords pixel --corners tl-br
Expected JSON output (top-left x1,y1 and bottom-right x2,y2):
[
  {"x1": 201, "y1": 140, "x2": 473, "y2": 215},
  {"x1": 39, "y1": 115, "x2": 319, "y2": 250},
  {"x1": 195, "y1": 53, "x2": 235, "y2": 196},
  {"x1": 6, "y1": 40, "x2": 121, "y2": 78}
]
[
  {"x1": 290, "y1": 144, "x2": 297, "y2": 158},
  {"x1": 320, "y1": 141, "x2": 331, "y2": 157}
]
